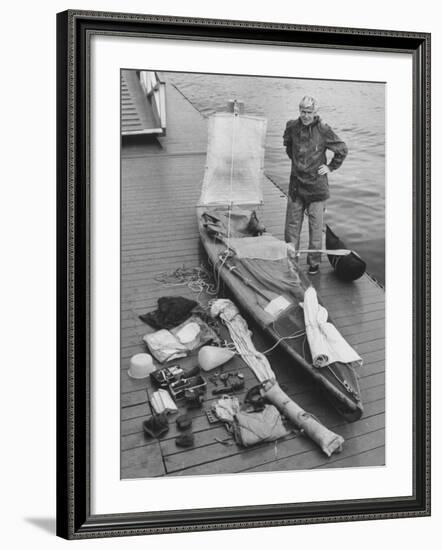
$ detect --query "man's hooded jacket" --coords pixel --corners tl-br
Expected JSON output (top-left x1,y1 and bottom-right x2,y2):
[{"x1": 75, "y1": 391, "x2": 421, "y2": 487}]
[{"x1": 283, "y1": 116, "x2": 348, "y2": 203}]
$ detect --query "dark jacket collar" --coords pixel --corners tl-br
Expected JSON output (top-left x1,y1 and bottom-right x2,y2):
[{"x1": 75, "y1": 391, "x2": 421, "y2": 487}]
[{"x1": 295, "y1": 115, "x2": 321, "y2": 129}]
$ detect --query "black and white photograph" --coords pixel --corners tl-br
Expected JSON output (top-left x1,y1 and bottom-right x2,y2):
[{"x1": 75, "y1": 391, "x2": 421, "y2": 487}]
[
  {"x1": 120, "y1": 70, "x2": 385, "y2": 479},
  {"x1": 1, "y1": 0, "x2": 439, "y2": 546}
]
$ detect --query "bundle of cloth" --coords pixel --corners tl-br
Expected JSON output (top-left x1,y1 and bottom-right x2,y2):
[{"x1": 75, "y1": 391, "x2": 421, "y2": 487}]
[
  {"x1": 139, "y1": 296, "x2": 198, "y2": 329},
  {"x1": 212, "y1": 396, "x2": 290, "y2": 448},
  {"x1": 140, "y1": 296, "x2": 220, "y2": 363},
  {"x1": 202, "y1": 207, "x2": 265, "y2": 241}
]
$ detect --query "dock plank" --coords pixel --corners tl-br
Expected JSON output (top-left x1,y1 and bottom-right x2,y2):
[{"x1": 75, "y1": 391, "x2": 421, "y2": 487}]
[
  {"x1": 122, "y1": 383, "x2": 384, "y2": 455},
  {"x1": 316, "y1": 445, "x2": 385, "y2": 469},
  {"x1": 121, "y1": 385, "x2": 384, "y2": 476},
  {"x1": 168, "y1": 408, "x2": 385, "y2": 477},
  {"x1": 246, "y1": 427, "x2": 385, "y2": 474},
  {"x1": 121, "y1": 440, "x2": 166, "y2": 478}
]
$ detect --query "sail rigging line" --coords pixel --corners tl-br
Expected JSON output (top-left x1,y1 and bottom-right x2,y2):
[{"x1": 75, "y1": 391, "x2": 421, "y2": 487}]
[
  {"x1": 259, "y1": 328, "x2": 306, "y2": 355},
  {"x1": 218, "y1": 321, "x2": 306, "y2": 357},
  {"x1": 211, "y1": 249, "x2": 231, "y2": 296},
  {"x1": 226, "y1": 104, "x2": 239, "y2": 252}
]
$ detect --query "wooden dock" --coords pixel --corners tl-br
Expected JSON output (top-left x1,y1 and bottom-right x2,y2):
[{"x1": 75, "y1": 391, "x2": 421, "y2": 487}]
[{"x1": 121, "y1": 75, "x2": 385, "y2": 479}]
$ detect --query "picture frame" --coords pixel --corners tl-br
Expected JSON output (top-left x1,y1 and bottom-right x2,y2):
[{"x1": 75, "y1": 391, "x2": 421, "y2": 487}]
[{"x1": 56, "y1": 9, "x2": 431, "y2": 540}]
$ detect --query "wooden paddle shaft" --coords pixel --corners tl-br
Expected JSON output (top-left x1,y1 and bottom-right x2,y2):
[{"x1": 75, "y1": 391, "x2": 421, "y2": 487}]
[{"x1": 297, "y1": 249, "x2": 351, "y2": 256}]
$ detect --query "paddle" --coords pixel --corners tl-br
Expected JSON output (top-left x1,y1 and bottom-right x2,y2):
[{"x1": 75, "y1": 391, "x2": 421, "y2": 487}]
[{"x1": 296, "y1": 248, "x2": 351, "y2": 256}]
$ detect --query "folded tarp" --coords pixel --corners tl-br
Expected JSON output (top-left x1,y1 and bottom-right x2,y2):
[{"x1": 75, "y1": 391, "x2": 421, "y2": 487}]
[
  {"x1": 143, "y1": 315, "x2": 220, "y2": 362},
  {"x1": 143, "y1": 330, "x2": 188, "y2": 363}
]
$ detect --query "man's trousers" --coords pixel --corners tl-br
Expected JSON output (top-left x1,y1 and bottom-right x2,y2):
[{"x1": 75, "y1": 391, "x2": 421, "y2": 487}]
[{"x1": 284, "y1": 196, "x2": 325, "y2": 267}]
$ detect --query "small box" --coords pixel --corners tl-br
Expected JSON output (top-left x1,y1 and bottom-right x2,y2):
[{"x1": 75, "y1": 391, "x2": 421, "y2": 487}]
[
  {"x1": 169, "y1": 375, "x2": 207, "y2": 400},
  {"x1": 150, "y1": 365, "x2": 184, "y2": 389}
]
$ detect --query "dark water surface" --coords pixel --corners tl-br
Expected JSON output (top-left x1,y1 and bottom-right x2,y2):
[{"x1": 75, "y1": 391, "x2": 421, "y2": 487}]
[{"x1": 168, "y1": 72, "x2": 385, "y2": 285}]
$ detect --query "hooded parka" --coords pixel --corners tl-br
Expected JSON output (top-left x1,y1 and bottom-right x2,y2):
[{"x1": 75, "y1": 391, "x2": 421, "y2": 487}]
[{"x1": 283, "y1": 116, "x2": 348, "y2": 203}]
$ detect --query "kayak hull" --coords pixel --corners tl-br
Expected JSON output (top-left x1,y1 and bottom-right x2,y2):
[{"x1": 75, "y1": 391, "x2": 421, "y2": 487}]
[{"x1": 197, "y1": 205, "x2": 363, "y2": 422}]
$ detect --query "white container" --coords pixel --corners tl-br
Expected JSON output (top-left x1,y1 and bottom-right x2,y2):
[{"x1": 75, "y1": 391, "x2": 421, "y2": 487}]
[{"x1": 128, "y1": 353, "x2": 156, "y2": 379}]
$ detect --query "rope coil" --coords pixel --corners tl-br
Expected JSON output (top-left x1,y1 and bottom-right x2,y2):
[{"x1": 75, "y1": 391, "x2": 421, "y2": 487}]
[{"x1": 154, "y1": 265, "x2": 218, "y2": 307}]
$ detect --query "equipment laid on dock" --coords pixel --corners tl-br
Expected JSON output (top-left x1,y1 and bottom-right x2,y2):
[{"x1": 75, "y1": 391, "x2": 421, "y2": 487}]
[
  {"x1": 197, "y1": 102, "x2": 363, "y2": 421},
  {"x1": 210, "y1": 299, "x2": 344, "y2": 456}
]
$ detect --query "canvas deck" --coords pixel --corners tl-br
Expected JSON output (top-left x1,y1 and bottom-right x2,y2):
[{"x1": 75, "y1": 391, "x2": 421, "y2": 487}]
[{"x1": 121, "y1": 75, "x2": 385, "y2": 479}]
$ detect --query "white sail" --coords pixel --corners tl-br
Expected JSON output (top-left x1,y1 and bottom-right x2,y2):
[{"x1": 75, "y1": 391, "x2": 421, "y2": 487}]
[{"x1": 198, "y1": 112, "x2": 267, "y2": 206}]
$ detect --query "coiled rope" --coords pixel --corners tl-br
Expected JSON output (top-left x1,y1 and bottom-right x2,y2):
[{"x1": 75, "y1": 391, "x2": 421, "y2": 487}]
[{"x1": 154, "y1": 265, "x2": 217, "y2": 306}]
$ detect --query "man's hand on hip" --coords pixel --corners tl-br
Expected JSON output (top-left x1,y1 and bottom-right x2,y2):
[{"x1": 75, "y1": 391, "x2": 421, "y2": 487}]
[{"x1": 317, "y1": 164, "x2": 331, "y2": 175}]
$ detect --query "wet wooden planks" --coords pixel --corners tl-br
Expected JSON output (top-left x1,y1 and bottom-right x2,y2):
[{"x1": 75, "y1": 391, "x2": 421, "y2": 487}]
[
  {"x1": 121, "y1": 368, "x2": 385, "y2": 478},
  {"x1": 121, "y1": 75, "x2": 385, "y2": 479}
]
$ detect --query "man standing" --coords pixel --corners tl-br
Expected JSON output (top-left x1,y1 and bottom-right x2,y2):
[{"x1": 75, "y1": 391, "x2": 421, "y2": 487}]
[{"x1": 283, "y1": 96, "x2": 348, "y2": 275}]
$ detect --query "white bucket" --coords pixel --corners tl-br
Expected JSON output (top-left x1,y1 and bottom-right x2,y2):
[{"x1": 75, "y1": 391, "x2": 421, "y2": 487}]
[{"x1": 128, "y1": 353, "x2": 156, "y2": 379}]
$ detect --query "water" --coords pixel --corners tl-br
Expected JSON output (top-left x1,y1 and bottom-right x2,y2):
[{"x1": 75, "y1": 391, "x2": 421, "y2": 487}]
[{"x1": 168, "y1": 72, "x2": 385, "y2": 285}]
